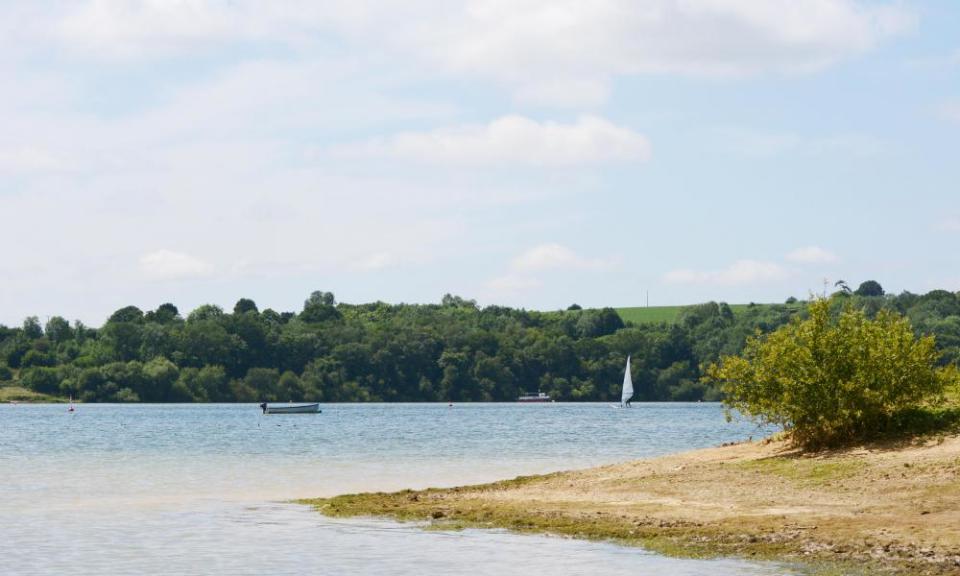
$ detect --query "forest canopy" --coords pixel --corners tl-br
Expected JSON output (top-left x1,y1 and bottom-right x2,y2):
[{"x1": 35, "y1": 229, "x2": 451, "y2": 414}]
[{"x1": 2, "y1": 284, "x2": 960, "y2": 403}]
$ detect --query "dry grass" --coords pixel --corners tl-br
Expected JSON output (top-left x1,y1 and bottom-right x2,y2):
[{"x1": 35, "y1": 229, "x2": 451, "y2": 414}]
[{"x1": 0, "y1": 385, "x2": 61, "y2": 402}]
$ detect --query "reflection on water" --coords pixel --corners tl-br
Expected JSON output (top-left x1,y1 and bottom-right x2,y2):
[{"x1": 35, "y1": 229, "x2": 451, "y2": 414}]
[{"x1": 1, "y1": 403, "x2": 799, "y2": 575}]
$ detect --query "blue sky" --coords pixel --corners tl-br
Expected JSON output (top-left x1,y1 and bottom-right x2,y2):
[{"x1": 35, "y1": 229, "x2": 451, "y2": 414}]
[{"x1": 1, "y1": 0, "x2": 958, "y2": 325}]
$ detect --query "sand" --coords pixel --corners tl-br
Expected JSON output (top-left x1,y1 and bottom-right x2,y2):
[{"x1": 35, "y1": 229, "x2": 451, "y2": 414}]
[{"x1": 301, "y1": 434, "x2": 960, "y2": 575}]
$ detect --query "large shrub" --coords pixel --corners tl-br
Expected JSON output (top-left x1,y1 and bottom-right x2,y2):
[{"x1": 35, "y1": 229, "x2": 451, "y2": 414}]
[
  {"x1": 21, "y1": 367, "x2": 63, "y2": 395},
  {"x1": 706, "y1": 298, "x2": 956, "y2": 449}
]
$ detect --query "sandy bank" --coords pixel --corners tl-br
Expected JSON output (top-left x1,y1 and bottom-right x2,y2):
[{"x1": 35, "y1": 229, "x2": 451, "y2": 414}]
[{"x1": 300, "y1": 435, "x2": 960, "y2": 575}]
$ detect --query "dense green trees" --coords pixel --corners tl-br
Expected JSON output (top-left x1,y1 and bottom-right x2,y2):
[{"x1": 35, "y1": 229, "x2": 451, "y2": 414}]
[
  {"x1": 855, "y1": 280, "x2": 885, "y2": 297},
  {"x1": 1, "y1": 287, "x2": 959, "y2": 403}
]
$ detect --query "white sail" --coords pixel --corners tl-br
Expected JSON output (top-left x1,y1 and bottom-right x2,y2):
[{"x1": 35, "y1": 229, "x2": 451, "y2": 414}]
[{"x1": 621, "y1": 355, "x2": 633, "y2": 405}]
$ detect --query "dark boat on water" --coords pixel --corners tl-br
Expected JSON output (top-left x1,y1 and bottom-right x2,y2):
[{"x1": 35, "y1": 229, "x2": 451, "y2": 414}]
[{"x1": 260, "y1": 402, "x2": 321, "y2": 414}]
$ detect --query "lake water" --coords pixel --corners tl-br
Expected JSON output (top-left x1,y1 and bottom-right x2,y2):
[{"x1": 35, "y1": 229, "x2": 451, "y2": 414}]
[{"x1": 0, "y1": 403, "x2": 804, "y2": 575}]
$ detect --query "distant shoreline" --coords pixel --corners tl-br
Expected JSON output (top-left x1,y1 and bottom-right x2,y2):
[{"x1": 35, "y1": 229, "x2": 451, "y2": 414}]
[{"x1": 300, "y1": 436, "x2": 960, "y2": 575}]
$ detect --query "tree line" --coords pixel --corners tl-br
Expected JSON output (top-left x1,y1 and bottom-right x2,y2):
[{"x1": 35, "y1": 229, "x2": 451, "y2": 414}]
[{"x1": 2, "y1": 282, "x2": 959, "y2": 403}]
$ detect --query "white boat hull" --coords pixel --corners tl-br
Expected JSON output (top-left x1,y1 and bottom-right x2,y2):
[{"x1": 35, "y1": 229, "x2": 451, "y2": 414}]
[{"x1": 262, "y1": 403, "x2": 321, "y2": 414}]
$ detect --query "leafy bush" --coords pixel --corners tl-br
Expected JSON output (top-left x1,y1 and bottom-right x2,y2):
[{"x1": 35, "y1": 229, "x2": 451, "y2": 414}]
[
  {"x1": 114, "y1": 388, "x2": 141, "y2": 402},
  {"x1": 21, "y1": 367, "x2": 63, "y2": 395},
  {"x1": 21, "y1": 349, "x2": 56, "y2": 368},
  {"x1": 706, "y1": 298, "x2": 957, "y2": 449}
]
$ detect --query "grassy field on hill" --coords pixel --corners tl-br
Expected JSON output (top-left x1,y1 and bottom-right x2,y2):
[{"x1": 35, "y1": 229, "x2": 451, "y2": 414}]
[
  {"x1": 615, "y1": 303, "x2": 774, "y2": 324},
  {"x1": 614, "y1": 305, "x2": 686, "y2": 324}
]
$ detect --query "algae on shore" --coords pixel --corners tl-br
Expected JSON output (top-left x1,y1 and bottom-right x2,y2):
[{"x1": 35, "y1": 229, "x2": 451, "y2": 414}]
[{"x1": 300, "y1": 436, "x2": 960, "y2": 576}]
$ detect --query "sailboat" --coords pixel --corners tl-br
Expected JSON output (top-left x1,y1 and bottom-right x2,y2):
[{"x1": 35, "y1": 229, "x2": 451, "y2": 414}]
[
  {"x1": 613, "y1": 356, "x2": 633, "y2": 408},
  {"x1": 67, "y1": 396, "x2": 75, "y2": 413}
]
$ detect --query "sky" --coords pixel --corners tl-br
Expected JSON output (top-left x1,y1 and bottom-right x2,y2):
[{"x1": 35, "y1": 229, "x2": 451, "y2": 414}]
[{"x1": 1, "y1": 0, "x2": 959, "y2": 326}]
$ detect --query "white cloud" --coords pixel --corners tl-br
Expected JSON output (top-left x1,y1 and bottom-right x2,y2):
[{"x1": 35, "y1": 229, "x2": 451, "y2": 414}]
[
  {"x1": 331, "y1": 116, "x2": 651, "y2": 166},
  {"x1": 56, "y1": 0, "x2": 298, "y2": 58},
  {"x1": 52, "y1": 1, "x2": 915, "y2": 105},
  {"x1": 511, "y1": 243, "x2": 613, "y2": 272},
  {"x1": 484, "y1": 243, "x2": 612, "y2": 300},
  {"x1": 727, "y1": 130, "x2": 803, "y2": 158},
  {"x1": 663, "y1": 260, "x2": 789, "y2": 286},
  {"x1": 439, "y1": 0, "x2": 913, "y2": 104},
  {"x1": 725, "y1": 128, "x2": 888, "y2": 158},
  {"x1": 806, "y1": 134, "x2": 889, "y2": 157},
  {"x1": 903, "y1": 49, "x2": 960, "y2": 71},
  {"x1": 354, "y1": 252, "x2": 396, "y2": 271},
  {"x1": 139, "y1": 250, "x2": 212, "y2": 281},
  {"x1": 786, "y1": 246, "x2": 839, "y2": 264},
  {"x1": 0, "y1": 146, "x2": 65, "y2": 174},
  {"x1": 486, "y1": 274, "x2": 542, "y2": 293},
  {"x1": 942, "y1": 102, "x2": 960, "y2": 124},
  {"x1": 936, "y1": 216, "x2": 960, "y2": 232}
]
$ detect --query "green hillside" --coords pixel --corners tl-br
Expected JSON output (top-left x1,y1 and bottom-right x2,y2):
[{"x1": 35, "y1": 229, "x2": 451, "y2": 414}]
[
  {"x1": 615, "y1": 306, "x2": 686, "y2": 324},
  {"x1": 615, "y1": 303, "x2": 788, "y2": 324}
]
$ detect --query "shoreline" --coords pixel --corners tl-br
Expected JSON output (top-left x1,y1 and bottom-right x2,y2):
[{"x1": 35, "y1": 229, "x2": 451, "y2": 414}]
[{"x1": 300, "y1": 435, "x2": 960, "y2": 575}]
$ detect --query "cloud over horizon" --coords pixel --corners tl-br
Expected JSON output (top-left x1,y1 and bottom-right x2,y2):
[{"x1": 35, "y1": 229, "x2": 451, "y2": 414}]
[
  {"x1": 484, "y1": 243, "x2": 615, "y2": 300},
  {"x1": 942, "y1": 101, "x2": 960, "y2": 123},
  {"x1": 511, "y1": 243, "x2": 614, "y2": 272},
  {"x1": 786, "y1": 246, "x2": 840, "y2": 264},
  {"x1": 663, "y1": 260, "x2": 791, "y2": 286},
  {"x1": 139, "y1": 250, "x2": 212, "y2": 281},
  {"x1": 330, "y1": 116, "x2": 651, "y2": 166}
]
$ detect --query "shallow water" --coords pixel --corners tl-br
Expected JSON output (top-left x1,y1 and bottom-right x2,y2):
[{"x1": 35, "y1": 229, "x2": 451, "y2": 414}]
[{"x1": 1, "y1": 403, "x2": 803, "y2": 575}]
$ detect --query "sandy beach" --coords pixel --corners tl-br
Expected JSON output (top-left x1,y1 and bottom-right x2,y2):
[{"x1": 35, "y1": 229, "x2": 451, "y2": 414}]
[{"x1": 302, "y1": 435, "x2": 960, "y2": 575}]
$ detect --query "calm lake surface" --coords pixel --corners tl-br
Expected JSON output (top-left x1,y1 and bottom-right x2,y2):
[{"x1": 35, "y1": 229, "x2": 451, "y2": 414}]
[{"x1": 1, "y1": 403, "x2": 804, "y2": 575}]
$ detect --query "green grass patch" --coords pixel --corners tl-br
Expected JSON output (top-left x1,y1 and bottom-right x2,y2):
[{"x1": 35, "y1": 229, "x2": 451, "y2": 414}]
[
  {"x1": 737, "y1": 457, "x2": 865, "y2": 484},
  {"x1": 615, "y1": 306, "x2": 688, "y2": 324},
  {"x1": 615, "y1": 303, "x2": 797, "y2": 325},
  {"x1": 0, "y1": 385, "x2": 63, "y2": 403},
  {"x1": 296, "y1": 488, "x2": 866, "y2": 575},
  {"x1": 945, "y1": 378, "x2": 960, "y2": 405}
]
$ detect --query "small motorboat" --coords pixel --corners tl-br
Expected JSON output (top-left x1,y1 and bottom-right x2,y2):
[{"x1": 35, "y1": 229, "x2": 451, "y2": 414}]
[
  {"x1": 260, "y1": 402, "x2": 321, "y2": 415},
  {"x1": 517, "y1": 391, "x2": 552, "y2": 403}
]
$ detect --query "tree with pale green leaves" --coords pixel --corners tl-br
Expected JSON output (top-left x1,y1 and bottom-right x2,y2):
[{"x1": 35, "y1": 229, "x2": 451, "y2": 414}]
[{"x1": 706, "y1": 297, "x2": 956, "y2": 449}]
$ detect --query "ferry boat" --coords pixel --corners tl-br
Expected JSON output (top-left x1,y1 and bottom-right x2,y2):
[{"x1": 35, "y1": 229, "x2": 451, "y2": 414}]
[{"x1": 517, "y1": 391, "x2": 552, "y2": 403}]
